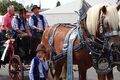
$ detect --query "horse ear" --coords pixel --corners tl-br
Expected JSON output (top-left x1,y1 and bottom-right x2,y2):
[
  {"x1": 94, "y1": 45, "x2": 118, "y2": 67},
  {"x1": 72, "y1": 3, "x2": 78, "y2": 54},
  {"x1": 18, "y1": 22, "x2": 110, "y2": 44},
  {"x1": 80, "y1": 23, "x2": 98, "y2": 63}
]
[
  {"x1": 101, "y1": 6, "x2": 107, "y2": 14},
  {"x1": 116, "y1": 3, "x2": 120, "y2": 11}
]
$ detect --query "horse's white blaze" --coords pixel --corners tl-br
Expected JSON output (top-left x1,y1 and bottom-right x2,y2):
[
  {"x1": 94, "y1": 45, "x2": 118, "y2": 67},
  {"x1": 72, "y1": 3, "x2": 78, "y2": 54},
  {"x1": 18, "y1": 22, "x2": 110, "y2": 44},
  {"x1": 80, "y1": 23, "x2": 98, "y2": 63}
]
[{"x1": 86, "y1": 3, "x2": 119, "y2": 36}]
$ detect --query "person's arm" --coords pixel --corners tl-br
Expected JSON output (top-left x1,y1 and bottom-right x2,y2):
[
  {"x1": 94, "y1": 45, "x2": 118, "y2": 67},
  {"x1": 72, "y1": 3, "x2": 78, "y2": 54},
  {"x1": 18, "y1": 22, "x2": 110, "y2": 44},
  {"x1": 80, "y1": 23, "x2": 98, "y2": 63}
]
[
  {"x1": 29, "y1": 17, "x2": 38, "y2": 29},
  {"x1": 11, "y1": 18, "x2": 24, "y2": 34},
  {"x1": 11, "y1": 18, "x2": 19, "y2": 31},
  {"x1": 43, "y1": 17, "x2": 49, "y2": 28},
  {"x1": 26, "y1": 29, "x2": 32, "y2": 36},
  {"x1": 43, "y1": 60, "x2": 48, "y2": 71},
  {"x1": 29, "y1": 59, "x2": 34, "y2": 80},
  {"x1": 40, "y1": 57, "x2": 48, "y2": 71},
  {"x1": 25, "y1": 20, "x2": 32, "y2": 36},
  {"x1": 2, "y1": 16, "x2": 8, "y2": 30},
  {"x1": 29, "y1": 17, "x2": 44, "y2": 30}
]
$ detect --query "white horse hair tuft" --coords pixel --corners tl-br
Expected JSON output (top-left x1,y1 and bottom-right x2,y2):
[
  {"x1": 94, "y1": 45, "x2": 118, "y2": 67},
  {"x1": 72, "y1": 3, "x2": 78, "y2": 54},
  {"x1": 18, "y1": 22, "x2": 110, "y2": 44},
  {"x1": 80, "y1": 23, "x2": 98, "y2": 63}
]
[{"x1": 86, "y1": 3, "x2": 119, "y2": 36}]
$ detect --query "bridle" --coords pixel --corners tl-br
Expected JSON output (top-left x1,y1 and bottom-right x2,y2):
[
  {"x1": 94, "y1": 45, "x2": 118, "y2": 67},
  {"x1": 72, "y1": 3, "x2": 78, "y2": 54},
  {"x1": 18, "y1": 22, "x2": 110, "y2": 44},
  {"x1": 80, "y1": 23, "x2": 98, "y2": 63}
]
[
  {"x1": 77, "y1": 6, "x2": 120, "y2": 74},
  {"x1": 97, "y1": 7, "x2": 119, "y2": 40}
]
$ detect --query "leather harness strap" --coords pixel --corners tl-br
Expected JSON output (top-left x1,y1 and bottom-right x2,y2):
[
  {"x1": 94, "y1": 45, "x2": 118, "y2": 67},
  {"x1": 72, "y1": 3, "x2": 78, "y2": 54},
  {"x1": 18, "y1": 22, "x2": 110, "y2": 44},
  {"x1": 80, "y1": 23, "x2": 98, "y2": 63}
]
[
  {"x1": 49, "y1": 24, "x2": 61, "y2": 47},
  {"x1": 62, "y1": 26, "x2": 76, "y2": 54},
  {"x1": 48, "y1": 23, "x2": 82, "y2": 62}
]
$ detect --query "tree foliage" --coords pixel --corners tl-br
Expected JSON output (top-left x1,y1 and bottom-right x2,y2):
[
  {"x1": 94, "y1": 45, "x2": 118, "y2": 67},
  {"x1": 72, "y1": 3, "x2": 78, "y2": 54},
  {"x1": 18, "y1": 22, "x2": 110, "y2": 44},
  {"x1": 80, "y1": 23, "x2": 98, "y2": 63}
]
[
  {"x1": 26, "y1": 3, "x2": 34, "y2": 12},
  {"x1": 56, "y1": 1, "x2": 61, "y2": 7},
  {"x1": 0, "y1": 1, "x2": 24, "y2": 15}
]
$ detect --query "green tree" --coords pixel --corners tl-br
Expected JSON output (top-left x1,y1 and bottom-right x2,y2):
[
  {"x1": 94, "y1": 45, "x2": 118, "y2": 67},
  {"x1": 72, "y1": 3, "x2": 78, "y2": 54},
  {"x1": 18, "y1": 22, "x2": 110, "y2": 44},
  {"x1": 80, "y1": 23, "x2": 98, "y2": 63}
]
[
  {"x1": 0, "y1": 1, "x2": 24, "y2": 15},
  {"x1": 56, "y1": 1, "x2": 61, "y2": 7},
  {"x1": 30, "y1": 3, "x2": 34, "y2": 9},
  {"x1": 26, "y1": 3, "x2": 33, "y2": 12}
]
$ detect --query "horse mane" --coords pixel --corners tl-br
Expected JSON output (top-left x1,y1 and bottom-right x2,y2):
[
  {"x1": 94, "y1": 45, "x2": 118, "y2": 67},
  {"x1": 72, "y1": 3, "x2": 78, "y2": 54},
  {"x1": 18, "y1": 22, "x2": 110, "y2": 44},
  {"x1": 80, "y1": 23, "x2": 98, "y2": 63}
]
[{"x1": 86, "y1": 3, "x2": 119, "y2": 36}]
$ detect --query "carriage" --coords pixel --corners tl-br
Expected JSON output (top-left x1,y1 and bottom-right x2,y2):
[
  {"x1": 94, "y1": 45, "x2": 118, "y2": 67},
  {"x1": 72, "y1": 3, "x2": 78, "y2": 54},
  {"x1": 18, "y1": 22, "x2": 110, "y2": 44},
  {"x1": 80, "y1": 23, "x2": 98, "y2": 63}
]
[{"x1": 0, "y1": 30, "x2": 38, "y2": 80}]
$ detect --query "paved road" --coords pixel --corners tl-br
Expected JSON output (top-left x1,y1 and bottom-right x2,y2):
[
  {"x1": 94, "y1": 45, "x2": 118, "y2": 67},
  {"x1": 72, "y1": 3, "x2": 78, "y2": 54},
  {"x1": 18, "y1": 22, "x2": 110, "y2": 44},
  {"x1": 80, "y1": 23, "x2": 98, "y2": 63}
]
[
  {"x1": 0, "y1": 64, "x2": 120, "y2": 80},
  {"x1": 0, "y1": 64, "x2": 29, "y2": 80}
]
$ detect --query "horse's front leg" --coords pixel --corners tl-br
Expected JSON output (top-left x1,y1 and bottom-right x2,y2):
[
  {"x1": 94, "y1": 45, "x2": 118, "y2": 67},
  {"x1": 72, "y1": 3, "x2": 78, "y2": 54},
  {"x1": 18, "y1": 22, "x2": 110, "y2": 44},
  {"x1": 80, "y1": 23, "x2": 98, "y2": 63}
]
[
  {"x1": 107, "y1": 70, "x2": 113, "y2": 80},
  {"x1": 54, "y1": 63, "x2": 63, "y2": 80},
  {"x1": 78, "y1": 65, "x2": 87, "y2": 80},
  {"x1": 60, "y1": 63, "x2": 67, "y2": 80},
  {"x1": 97, "y1": 73, "x2": 106, "y2": 80}
]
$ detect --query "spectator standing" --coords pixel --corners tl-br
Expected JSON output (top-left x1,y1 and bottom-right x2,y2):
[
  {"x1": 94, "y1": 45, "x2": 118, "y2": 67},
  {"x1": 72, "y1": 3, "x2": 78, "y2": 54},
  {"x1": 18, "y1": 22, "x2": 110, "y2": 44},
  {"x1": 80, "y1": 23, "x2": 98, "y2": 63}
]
[{"x1": 29, "y1": 44, "x2": 48, "y2": 80}]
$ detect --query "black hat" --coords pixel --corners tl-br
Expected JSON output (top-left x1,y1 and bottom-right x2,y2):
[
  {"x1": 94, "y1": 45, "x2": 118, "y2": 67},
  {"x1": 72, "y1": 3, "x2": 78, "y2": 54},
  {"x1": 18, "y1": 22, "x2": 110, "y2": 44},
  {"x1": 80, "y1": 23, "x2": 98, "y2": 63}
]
[
  {"x1": 31, "y1": 5, "x2": 40, "y2": 11},
  {"x1": 36, "y1": 44, "x2": 46, "y2": 53},
  {"x1": 18, "y1": 8, "x2": 28, "y2": 14}
]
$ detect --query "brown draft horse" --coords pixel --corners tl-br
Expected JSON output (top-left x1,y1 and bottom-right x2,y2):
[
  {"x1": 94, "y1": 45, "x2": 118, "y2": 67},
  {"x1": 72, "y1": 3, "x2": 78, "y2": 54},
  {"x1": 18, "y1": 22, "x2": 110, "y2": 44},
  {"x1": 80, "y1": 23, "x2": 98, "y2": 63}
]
[
  {"x1": 96, "y1": 3, "x2": 120, "y2": 80},
  {"x1": 41, "y1": 4, "x2": 120, "y2": 80},
  {"x1": 94, "y1": 4, "x2": 120, "y2": 80},
  {"x1": 41, "y1": 24, "x2": 91, "y2": 80}
]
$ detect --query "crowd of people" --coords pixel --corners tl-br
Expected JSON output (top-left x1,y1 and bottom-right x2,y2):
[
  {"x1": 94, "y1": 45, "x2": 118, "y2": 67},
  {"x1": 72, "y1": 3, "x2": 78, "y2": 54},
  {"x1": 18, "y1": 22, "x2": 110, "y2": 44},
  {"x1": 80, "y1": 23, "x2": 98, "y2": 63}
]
[
  {"x1": 1, "y1": 5, "x2": 49, "y2": 43},
  {"x1": 0, "y1": 5, "x2": 49, "y2": 80}
]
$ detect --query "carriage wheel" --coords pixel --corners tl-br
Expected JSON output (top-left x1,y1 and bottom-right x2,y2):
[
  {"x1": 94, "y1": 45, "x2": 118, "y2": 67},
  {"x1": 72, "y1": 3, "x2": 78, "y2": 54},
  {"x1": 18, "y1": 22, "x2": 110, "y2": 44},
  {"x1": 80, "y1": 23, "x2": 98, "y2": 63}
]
[
  {"x1": 9, "y1": 55, "x2": 23, "y2": 80},
  {"x1": 49, "y1": 61, "x2": 56, "y2": 77}
]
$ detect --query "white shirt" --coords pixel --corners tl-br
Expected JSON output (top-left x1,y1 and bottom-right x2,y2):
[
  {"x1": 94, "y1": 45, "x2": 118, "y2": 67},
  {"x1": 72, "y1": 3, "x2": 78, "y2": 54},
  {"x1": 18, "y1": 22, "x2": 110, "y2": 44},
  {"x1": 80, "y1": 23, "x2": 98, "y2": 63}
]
[
  {"x1": 12, "y1": 17, "x2": 29, "y2": 31},
  {"x1": 29, "y1": 14, "x2": 48, "y2": 29},
  {"x1": 29, "y1": 58, "x2": 48, "y2": 80}
]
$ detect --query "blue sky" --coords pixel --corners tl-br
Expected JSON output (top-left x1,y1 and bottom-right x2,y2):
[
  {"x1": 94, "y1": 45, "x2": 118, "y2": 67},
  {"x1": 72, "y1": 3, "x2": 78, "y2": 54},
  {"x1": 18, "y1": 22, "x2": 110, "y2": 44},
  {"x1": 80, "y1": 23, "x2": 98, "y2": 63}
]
[{"x1": 16, "y1": 0, "x2": 75, "y2": 8}]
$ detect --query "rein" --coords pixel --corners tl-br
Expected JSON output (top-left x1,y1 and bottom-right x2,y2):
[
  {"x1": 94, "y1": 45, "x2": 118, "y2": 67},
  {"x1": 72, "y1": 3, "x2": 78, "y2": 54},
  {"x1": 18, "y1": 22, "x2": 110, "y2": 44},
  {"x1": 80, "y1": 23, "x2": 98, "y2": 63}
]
[{"x1": 77, "y1": 19, "x2": 113, "y2": 74}]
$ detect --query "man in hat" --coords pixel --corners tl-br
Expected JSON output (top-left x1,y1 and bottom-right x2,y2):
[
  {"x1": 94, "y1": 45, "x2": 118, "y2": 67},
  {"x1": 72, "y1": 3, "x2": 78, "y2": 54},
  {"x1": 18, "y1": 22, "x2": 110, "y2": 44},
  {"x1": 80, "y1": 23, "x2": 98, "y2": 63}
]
[
  {"x1": 29, "y1": 44, "x2": 48, "y2": 80},
  {"x1": 12, "y1": 8, "x2": 31, "y2": 37},
  {"x1": 12, "y1": 8, "x2": 32, "y2": 54},
  {"x1": 29, "y1": 5, "x2": 49, "y2": 44}
]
